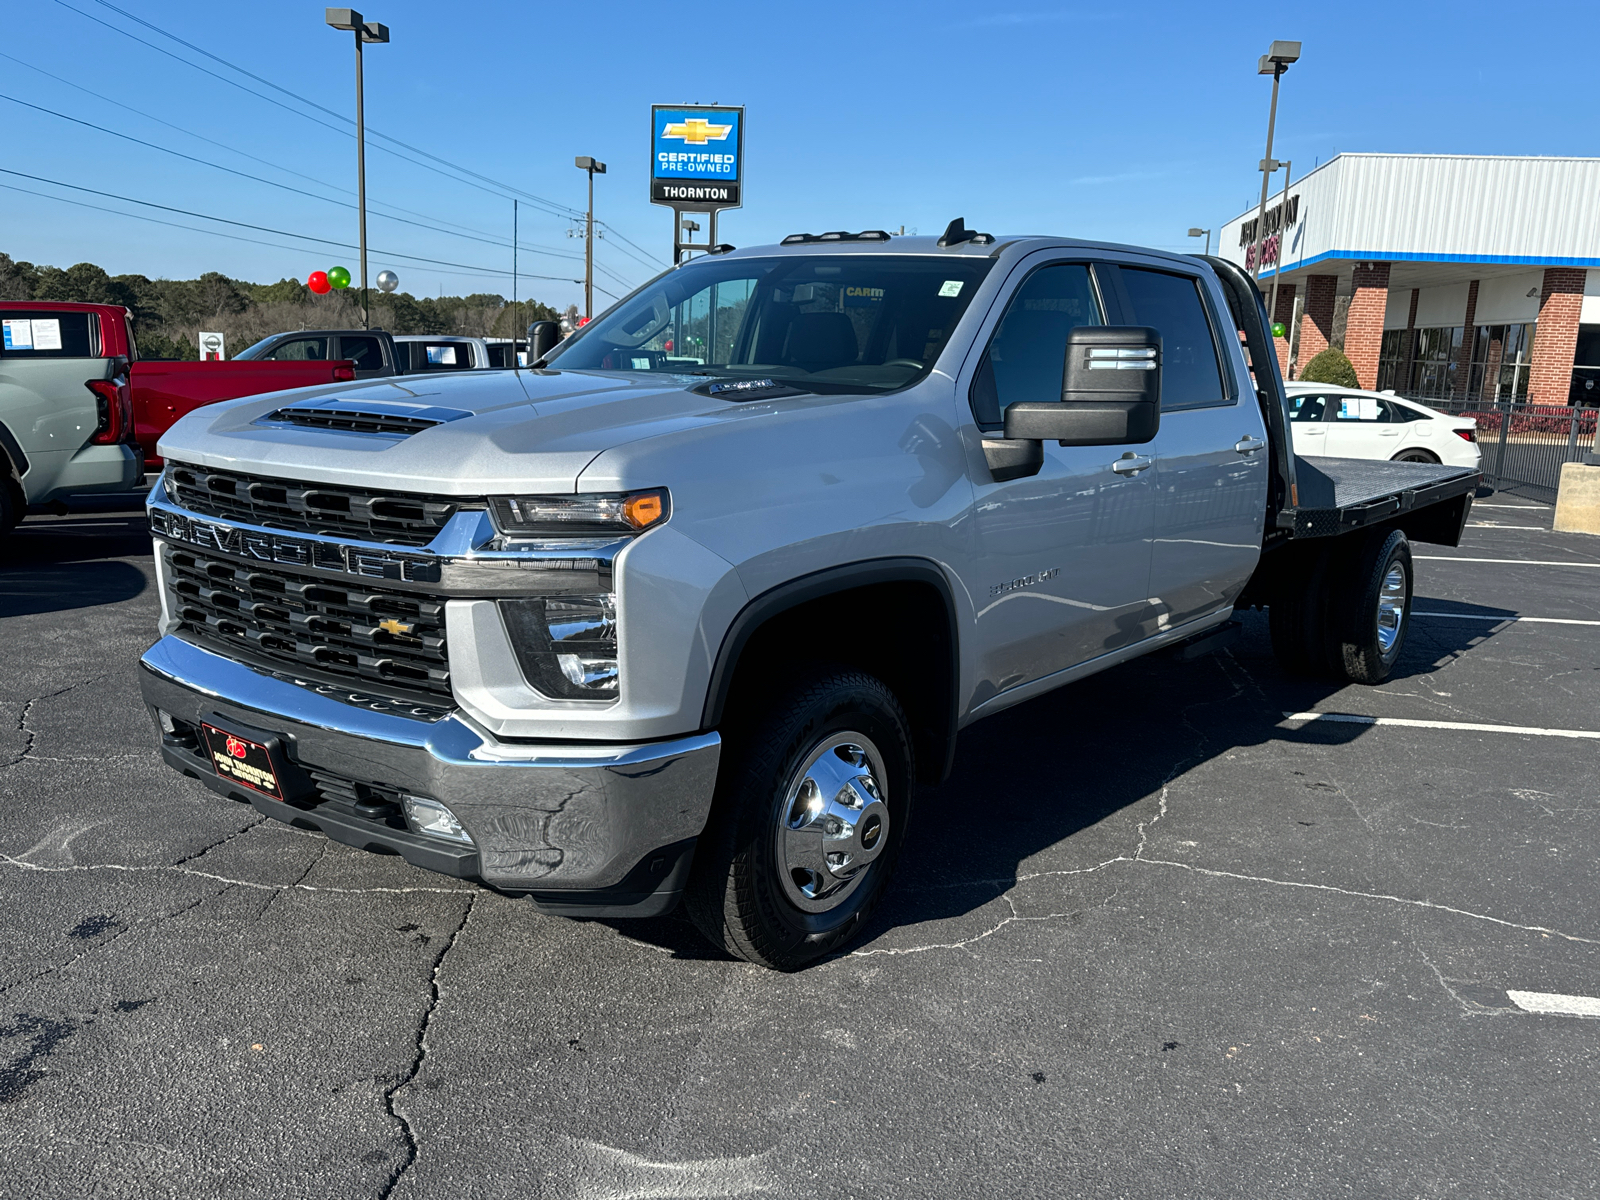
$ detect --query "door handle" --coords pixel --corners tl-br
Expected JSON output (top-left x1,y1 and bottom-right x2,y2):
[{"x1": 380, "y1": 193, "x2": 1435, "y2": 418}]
[
  {"x1": 1379, "y1": 429, "x2": 1400, "y2": 437},
  {"x1": 1111, "y1": 454, "x2": 1153, "y2": 475},
  {"x1": 1234, "y1": 435, "x2": 1267, "y2": 454}
]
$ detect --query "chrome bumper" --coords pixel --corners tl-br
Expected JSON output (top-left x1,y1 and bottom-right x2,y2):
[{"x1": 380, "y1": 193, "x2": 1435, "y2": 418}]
[{"x1": 139, "y1": 636, "x2": 720, "y2": 914}]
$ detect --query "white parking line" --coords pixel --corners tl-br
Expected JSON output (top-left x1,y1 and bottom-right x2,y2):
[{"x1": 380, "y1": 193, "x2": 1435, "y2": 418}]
[
  {"x1": 1414, "y1": 612, "x2": 1600, "y2": 626},
  {"x1": 1474, "y1": 503, "x2": 1552, "y2": 509},
  {"x1": 1507, "y1": 991, "x2": 1600, "y2": 1018},
  {"x1": 1282, "y1": 712, "x2": 1600, "y2": 740},
  {"x1": 1468, "y1": 523, "x2": 1548, "y2": 530},
  {"x1": 1416, "y1": 556, "x2": 1600, "y2": 568}
]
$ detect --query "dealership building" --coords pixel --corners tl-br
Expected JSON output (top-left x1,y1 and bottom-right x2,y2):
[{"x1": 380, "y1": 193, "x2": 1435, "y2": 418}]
[{"x1": 1218, "y1": 153, "x2": 1600, "y2": 406}]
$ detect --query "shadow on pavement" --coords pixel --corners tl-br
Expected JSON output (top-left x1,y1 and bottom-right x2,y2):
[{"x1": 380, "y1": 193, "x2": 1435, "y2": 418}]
[
  {"x1": 0, "y1": 500, "x2": 151, "y2": 618},
  {"x1": 608, "y1": 604, "x2": 1513, "y2": 960}
]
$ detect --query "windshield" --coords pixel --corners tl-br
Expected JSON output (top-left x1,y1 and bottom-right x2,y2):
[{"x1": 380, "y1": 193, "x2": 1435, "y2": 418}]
[{"x1": 544, "y1": 254, "x2": 995, "y2": 393}]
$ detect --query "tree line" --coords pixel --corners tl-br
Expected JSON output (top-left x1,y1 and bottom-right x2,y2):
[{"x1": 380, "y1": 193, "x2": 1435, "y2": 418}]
[{"x1": 0, "y1": 252, "x2": 559, "y2": 359}]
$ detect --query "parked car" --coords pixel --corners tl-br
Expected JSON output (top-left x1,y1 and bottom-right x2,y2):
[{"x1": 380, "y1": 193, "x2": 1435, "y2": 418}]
[
  {"x1": 233, "y1": 329, "x2": 398, "y2": 379},
  {"x1": 139, "y1": 231, "x2": 1479, "y2": 968},
  {"x1": 0, "y1": 300, "x2": 141, "y2": 534},
  {"x1": 1285, "y1": 382, "x2": 1480, "y2": 469}
]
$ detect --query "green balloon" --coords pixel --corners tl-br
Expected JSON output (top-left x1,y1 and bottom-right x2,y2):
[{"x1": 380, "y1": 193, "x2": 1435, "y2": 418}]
[
  {"x1": 1271, "y1": 321, "x2": 1287, "y2": 338},
  {"x1": 328, "y1": 265, "x2": 352, "y2": 290}
]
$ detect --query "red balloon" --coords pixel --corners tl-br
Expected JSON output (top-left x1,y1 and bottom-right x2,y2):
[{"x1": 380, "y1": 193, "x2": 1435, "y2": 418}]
[{"x1": 307, "y1": 270, "x2": 331, "y2": 295}]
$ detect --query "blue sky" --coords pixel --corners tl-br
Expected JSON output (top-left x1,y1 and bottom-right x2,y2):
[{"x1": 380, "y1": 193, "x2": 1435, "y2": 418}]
[{"x1": 2, "y1": 0, "x2": 1596, "y2": 312}]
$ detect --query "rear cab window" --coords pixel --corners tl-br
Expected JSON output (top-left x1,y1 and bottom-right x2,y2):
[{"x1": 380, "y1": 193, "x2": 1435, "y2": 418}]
[
  {"x1": 1101, "y1": 266, "x2": 1229, "y2": 410},
  {"x1": 0, "y1": 311, "x2": 99, "y2": 359}
]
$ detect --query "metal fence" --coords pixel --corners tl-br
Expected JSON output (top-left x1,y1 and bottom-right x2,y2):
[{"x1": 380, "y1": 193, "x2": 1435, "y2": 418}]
[{"x1": 1417, "y1": 399, "x2": 1599, "y2": 503}]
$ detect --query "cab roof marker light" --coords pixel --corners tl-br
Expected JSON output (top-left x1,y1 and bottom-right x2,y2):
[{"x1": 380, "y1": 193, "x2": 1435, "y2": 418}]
[{"x1": 780, "y1": 230, "x2": 892, "y2": 245}]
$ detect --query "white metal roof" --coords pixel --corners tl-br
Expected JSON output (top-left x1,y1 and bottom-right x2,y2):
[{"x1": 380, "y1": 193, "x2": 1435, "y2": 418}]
[{"x1": 1220, "y1": 153, "x2": 1600, "y2": 285}]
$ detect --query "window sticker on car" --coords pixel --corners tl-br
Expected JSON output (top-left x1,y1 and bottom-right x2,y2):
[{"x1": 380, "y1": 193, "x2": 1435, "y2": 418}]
[
  {"x1": 29, "y1": 319, "x2": 61, "y2": 350},
  {"x1": 1340, "y1": 397, "x2": 1380, "y2": 420},
  {"x1": 2, "y1": 319, "x2": 34, "y2": 350},
  {"x1": 425, "y1": 345, "x2": 457, "y2": 365},
  {"x1": 938, "y1": 280, "x2": 964, "y2": 297}
]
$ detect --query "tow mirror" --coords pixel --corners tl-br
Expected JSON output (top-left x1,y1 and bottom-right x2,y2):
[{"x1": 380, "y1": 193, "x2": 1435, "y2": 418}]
[
  {"x1": 527, "y1": 320, "x2": 562, "y2": 363},
  {"x1": 1004, "y1": 326, "x2": 1162, "y2": 447}
]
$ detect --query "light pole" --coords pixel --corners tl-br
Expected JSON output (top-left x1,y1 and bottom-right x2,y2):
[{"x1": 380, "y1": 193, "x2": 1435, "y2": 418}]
[
  {"x1": 1267, "y1": 158, "x2": 1292, "y2": 339},
  {"x1": 325, "y1": 9, "x2": 389, "y2": 328},
  {"x1": 1251, "y1": 40, "x2": 1300, "y2": 280},
  {"x1": 1187, "y1": 227, "x2": 1212, "y2": 256},
  {"x1": 574, "y1": 156, "x2": 607, "y2": 321}
]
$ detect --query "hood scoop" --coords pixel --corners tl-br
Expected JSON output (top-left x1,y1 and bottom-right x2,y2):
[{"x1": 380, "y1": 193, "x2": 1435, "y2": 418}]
[{"x1": 258, "y1": 396, "x2": 474, "y2": 439}]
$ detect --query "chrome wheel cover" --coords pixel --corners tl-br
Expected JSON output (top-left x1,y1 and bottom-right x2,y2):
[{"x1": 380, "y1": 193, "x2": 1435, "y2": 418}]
[
  {"x1": 1376, "y1": 561, "x2": 1407, "y2": 657},
  {"x1": 774, "y1": 733, "x2": 890, "y2": 914}
]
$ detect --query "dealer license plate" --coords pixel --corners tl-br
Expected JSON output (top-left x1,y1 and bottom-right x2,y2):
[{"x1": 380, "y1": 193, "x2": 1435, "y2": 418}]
[{"x1": 200, "y1": 723, "x2": 285, "y2": 799}]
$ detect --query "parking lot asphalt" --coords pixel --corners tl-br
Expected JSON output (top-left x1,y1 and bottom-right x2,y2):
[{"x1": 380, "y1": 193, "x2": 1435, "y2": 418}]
[{"x1": 2, "y1": 492, "x2": 1597, "y2": 1200}]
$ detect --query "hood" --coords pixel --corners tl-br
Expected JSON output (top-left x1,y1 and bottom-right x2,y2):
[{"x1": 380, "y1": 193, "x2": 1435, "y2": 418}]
[{"x1": 154, "y1": 368, "x2": 752, "y2": 494}]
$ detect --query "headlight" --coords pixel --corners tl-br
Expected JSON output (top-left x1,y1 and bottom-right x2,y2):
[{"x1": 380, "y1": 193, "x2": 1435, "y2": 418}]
[
  {"x1": 500, "y1": 594, "x2": 618, "y2": 699},
  {"x1": 489, "y1": 489, "x2": 668, "y2": 538}
]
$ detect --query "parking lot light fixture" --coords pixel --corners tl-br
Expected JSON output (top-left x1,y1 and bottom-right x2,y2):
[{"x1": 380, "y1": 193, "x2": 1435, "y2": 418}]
[
  {"x1": 575, "y1": 156, "x2": 607, "y2": 321},
  {"x1": 1188, "y1": 227, "x2": 1212, "y2": 256},
  {"x1": 1251, "y1": 39, "x2": 1300, "y2": 280},
  {"x1": 325, "y1": 8, "x2": 390, "y2": 327}
]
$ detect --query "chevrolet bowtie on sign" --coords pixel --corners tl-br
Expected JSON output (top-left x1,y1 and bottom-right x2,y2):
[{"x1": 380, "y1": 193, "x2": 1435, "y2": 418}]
[{"x1": 651, "y1": 104, "x2": 743, "y2": 207}]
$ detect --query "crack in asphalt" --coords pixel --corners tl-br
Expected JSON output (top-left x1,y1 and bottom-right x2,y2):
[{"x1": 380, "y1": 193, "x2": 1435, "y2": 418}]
[
  {"x1": 255, "y1": 843, "x2": 327, "y2": 921},
  {"x1": 172, "y1": 817, "x2": 268, "y2": 868},
  {"x1": 3, "y1": 677, "x2": 109, "y2": 769},
  {"x1": 0, "y1": 886, "x2": 229, "y2": 998},
  {"x1": 379, "y1": 893, "x2": 476, "y2": 1200},
  {"x1": 0, "y1": 853, "x2": 472, "y2": 895},
  {"x1": 1418, "y1": 948, "x2": 1522, "y2": 1017}
]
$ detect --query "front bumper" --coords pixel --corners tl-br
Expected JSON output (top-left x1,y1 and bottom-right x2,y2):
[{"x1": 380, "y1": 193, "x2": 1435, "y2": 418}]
[{"x1": 140, "y1": 636, "x2": 720, "y2": 917}]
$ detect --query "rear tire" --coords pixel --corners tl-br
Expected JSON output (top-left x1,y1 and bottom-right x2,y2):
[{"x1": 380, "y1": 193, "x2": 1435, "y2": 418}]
[
  {"x1": 1392, "y1": 449, "x2": 1439, "y2": 463},
  {"x1": 686, "y1": 668, "x2": 914, "y2": 971},
  {"x1": 1334, "y1": 529, "x2": 1412, "y2": 684}
]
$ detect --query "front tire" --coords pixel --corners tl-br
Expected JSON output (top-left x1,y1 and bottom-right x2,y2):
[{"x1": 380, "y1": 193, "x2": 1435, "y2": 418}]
[{"x1": 686, "y1": 669, "x2": 914, "y2": 970}]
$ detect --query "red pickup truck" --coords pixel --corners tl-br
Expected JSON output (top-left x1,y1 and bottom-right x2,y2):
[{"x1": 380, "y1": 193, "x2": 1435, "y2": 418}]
[{"x1": 0, "y1": 302, "x2": 359, "y2": 507}]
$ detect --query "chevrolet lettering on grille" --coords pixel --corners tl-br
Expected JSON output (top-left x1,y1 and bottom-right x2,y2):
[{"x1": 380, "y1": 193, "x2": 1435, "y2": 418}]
[{"x1": 150, "y1": 509, "x2": 442, "y2": 583}]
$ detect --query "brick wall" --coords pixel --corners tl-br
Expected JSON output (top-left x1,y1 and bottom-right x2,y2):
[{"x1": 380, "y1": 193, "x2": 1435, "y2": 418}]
[
  {"x1": 1528, "y1": 267, "x2": 1585, "y2": 406},
  {"x1": 1272, "y1": 283, "x2": 1297, "y2": 378},
  {"x1": 1345, "y1": 262, "x2": 1390, "y2": 390},
  {"x1": 1298, "y1": 275, "x2": 1338, "y2": 365}
]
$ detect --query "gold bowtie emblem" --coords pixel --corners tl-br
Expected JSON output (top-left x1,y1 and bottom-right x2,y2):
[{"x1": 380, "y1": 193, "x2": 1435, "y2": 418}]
[
  {"x1": 662, "y1": 118, "x2": 732, "y2": 145},
  {"x1": 378, "y1": 618, "x2": 413, "y2": 636}
]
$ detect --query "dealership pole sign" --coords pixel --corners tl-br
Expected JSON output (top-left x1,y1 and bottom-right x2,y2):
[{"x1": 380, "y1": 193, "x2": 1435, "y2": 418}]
[{"x1": 650, "y1": 104, "x2": 743, "y2": 262}]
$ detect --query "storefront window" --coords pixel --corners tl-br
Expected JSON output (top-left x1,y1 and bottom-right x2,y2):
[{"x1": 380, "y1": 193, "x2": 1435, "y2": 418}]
[
  {"x1": 1467, "y1": 323, "x2": 1534, "y2": 405},
  {"x1": 1408, "y1": 327, "x2": 1463, "y2": 400},
  {"x1": 1376, "y1": 329, "x2": 1409, "y2": 391}
]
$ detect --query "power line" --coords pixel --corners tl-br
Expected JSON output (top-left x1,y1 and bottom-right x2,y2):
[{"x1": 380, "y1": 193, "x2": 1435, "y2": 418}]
[
  {"x1": 51, "y1": 0, "x2": 575, "y2": 219},
  {"x1": 0, "y1": 49, "x2": 576, "y2": 257},
  {"x1": 75, "y1": 0, "x2": 589, "y2": 223},
  {"x1": 0, "y1": 90, "x2": 625, "y2": 280},
  {"x1": 0, "y1": 167, "x2": 587, "y2": 285}
]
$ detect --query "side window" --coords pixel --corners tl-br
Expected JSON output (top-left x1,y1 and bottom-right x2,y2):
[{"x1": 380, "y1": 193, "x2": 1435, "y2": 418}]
[
  {"x1": 0, "y1": 312, "x2": 97, "y2": 358},
  {"x1": 1289, "y1": 394, "x2": 1329, "y2": 422},
  {"x1": 264, "y1": 337, "x2": 328, "y2": 362},
  {"x1": 1381, "y1": 399, "x2": 1425, "y2": 422},
  {"x1": 970, "y1": 263, "x2": 1102, "y2": 427},
  {"x1": 339, "y1": 336, "x2": 384, "y2": 371},
  {"x1": 1115, "y1": 268, "x2": 1227, "y2": 410},
  {"x1": 1331, "y1": 394, "x2": 1385, "y2": 422}
]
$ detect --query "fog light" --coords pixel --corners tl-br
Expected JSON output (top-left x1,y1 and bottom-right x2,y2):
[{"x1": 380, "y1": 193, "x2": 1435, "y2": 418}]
[
  {"x1": 157, "y1": 709, "x2": 175, "y2": 734},
  {"x1": 402, "y1": 794, "x2": 474, "y2": 845},
  {"x1": 557, "y1": 653, "x2": 619, "y2": 690}
]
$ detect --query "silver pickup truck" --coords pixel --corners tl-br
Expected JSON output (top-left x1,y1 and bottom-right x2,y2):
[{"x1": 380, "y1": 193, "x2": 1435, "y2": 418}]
[{"x1": 139, "y1": 224, "x2": 1478, "y2": 969}]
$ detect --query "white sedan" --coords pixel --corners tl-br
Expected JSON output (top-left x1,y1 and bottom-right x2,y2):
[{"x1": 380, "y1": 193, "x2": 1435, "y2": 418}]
[{"x1": 1284, "y1": 383, "x2": 1481, "y2": 469}]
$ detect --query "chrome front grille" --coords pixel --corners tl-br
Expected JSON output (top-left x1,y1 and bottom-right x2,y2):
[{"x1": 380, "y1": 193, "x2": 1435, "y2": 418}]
[
  {"x1": 165, "y1": 545, "x2": 452, "y2": 705},
  {"x1": 164, "y1": 463, "x2": 472, "y2": 548}
]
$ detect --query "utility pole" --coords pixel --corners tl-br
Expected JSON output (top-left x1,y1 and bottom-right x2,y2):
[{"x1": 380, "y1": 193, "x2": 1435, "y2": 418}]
[
  {"x1": 512, "y1": 198, "x2": 518, "y2": 362},
  {"x1": 1267, "y1": 159, "x2": 1292, "y2": 339},
  {"x1": 575, "y1": 156, "x2": 607, "y2": 320},
  {"x1": 1251, "y1": 40, "x2": 1300, "y2": 280},
  {"x1": 326, "y1": 9, "x2": 389, "y2": 327}
]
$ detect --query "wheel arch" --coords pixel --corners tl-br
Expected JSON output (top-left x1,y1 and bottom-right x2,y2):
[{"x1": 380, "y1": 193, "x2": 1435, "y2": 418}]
[{"x1": 702, "y1": 558, "x2": 961, "y2": 785}]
